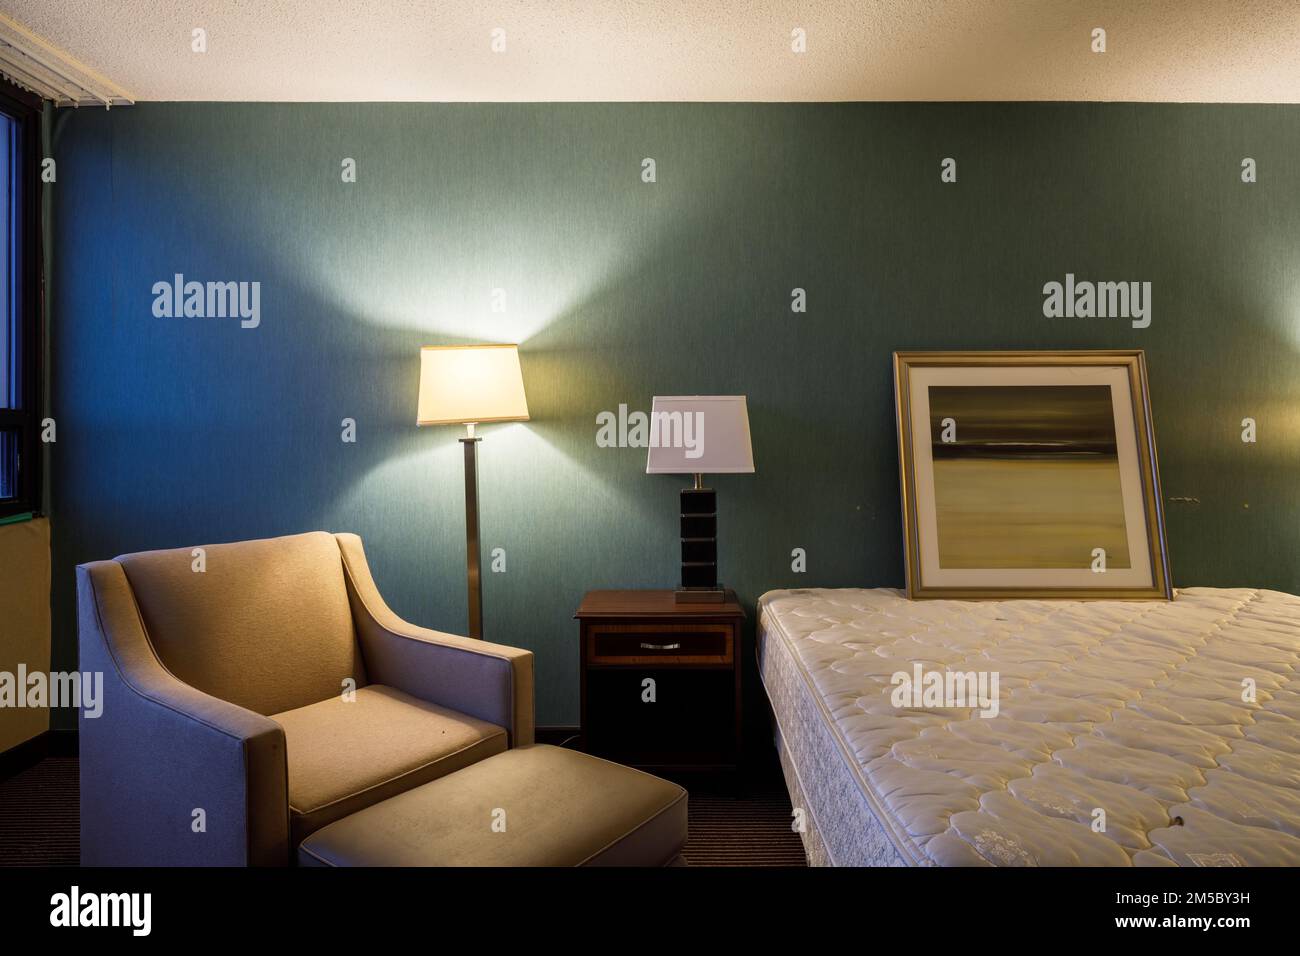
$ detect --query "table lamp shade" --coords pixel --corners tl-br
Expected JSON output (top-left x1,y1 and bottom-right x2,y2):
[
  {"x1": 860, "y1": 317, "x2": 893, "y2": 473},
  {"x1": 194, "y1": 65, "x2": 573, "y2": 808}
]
[
  {"x1": 645, "y1": 395, "x2": 755, "y2": 474},
  {"x1": 417, "y1": 345, "x2": 530, "y2": 426}
]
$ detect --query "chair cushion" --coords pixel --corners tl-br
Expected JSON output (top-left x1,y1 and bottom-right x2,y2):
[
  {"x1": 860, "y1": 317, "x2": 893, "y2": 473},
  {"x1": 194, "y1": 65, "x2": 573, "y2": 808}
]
[
  {"x1": 118, "y1": 531, "x2": 363, "y2": 715},
  {"x1": 273, "y1": 685, "x2": 507, "y2": 843},
  {"x1": 297, "y1": 745, "x2": 688, "y2": 866}
]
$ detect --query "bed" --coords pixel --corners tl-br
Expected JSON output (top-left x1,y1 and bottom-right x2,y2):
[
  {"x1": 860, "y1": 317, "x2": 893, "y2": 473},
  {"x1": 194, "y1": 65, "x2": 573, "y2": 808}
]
[{"x1": 757, "y1": 586, "x2": 1300, "y2": 866}]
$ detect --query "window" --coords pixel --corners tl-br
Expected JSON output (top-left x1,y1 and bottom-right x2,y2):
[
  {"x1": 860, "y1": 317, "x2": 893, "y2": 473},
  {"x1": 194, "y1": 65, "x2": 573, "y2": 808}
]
[{"x1": 0, "y1": 76, "x2": 40, "y2": 519}]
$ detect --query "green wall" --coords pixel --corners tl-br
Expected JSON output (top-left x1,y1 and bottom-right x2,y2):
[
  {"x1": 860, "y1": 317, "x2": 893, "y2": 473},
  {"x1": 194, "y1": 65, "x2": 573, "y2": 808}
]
[{"x1": 51, "y1": 103, "x2": 1300, "y2": 727}]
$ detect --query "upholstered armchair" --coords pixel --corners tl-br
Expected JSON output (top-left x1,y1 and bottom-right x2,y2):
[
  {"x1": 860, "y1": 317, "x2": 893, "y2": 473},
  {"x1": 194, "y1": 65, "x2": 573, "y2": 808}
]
[{"x1": 77, "y1": 531, "x2": 534, "y2": 866}]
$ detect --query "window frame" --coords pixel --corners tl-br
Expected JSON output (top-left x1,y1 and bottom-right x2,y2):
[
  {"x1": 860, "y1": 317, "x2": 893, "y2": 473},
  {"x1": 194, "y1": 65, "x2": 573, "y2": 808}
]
[{"x1": 0, "y1": 76, "x2": 42, "y2": 520}]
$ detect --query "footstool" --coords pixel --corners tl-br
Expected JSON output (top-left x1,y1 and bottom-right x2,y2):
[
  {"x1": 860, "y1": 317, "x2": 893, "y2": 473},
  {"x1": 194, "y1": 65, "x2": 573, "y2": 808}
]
[{"x1": 297, "y1": 744, "x2": 688, "y2": 866}]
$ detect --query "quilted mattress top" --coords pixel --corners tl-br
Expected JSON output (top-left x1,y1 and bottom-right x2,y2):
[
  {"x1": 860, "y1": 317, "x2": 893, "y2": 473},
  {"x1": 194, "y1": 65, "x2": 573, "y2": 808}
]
[{"x1": 758, "y1": 587, "x2": 1300, "y2": 866}]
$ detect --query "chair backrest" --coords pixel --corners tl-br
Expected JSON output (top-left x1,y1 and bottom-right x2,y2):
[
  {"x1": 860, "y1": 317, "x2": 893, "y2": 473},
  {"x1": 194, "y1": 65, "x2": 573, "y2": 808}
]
[{"x1": 116, "y1": 531, "x2": 365, "y2": 715}]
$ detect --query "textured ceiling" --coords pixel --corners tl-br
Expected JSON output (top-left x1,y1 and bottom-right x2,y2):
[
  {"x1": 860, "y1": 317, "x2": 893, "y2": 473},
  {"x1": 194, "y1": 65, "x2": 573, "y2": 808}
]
[{"x1": 5, "y1": 0, "x2": 1300, "y2": 103}]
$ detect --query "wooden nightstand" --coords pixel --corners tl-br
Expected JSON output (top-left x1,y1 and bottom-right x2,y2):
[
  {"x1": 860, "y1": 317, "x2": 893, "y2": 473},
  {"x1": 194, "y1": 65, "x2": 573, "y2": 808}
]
[{"x1": 576, "y1": 589, "x2": 745, "y2": 772}]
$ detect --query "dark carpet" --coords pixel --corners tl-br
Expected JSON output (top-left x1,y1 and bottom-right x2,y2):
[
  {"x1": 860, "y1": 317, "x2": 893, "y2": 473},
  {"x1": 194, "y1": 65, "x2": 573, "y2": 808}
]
[
  {"x1": 0, "y1": 757, "x2": 79, "y2": 866},
  {"x1": 1, "y1": 757, "x2": 807, "y2": 867},
  {"x1": 681, "y1": 782, "x2": 809, "y2": 867}
]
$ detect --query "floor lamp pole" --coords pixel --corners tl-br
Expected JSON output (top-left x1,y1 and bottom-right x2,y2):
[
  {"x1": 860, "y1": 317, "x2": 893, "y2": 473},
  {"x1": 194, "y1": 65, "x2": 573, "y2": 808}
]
[{"x1": 460, "y1": 429, "x2": 483, "y2": 639}]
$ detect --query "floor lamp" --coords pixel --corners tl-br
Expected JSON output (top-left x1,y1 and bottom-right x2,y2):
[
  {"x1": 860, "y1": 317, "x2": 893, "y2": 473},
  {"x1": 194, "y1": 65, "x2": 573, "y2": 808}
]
[{"x1": 416, "y1": 344, "x2": 530, "y2": 638}]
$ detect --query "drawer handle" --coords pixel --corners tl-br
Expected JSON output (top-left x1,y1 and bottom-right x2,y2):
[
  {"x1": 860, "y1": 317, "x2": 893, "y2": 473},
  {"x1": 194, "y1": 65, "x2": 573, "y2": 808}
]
[{"x1": 639, "y1": 642, "x2": 682, "y2": 650}]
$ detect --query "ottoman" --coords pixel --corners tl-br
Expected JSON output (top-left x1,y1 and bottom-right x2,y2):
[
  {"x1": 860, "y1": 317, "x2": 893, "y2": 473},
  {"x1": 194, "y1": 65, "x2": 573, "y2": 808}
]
[{"x1": 297, "y1": 745, "x2": 688, "y2": 866}]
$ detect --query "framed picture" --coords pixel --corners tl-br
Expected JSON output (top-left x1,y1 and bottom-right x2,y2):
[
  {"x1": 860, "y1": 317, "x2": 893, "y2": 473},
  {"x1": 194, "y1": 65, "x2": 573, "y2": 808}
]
[{"x1": 893, "y1": 350, "x2": 1171, "y2": 600}]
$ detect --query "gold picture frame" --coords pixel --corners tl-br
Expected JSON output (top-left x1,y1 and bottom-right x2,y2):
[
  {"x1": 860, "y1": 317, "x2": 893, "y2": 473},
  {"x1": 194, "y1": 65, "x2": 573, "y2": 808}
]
[{"x1": 893, "y1": 350, "x2": 1171, "y2": 600}]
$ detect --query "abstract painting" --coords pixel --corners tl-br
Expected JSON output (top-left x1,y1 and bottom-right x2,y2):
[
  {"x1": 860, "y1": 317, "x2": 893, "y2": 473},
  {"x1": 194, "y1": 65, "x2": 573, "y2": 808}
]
[{"x1": 894, "y1": 352, "x2": 1170, "y2": 599}]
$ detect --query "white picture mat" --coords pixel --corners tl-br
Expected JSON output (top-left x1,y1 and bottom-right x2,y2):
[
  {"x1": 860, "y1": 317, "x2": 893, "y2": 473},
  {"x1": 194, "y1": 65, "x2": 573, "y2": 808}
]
[{"x1": 909, "y1": 365, "x2": 1153, "y2": 589}]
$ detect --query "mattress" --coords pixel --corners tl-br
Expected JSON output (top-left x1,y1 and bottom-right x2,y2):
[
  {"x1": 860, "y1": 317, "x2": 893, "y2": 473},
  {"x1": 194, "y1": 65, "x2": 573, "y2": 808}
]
[{"x1": 757, "y1": 587, "x2": 1300, "y2": 866}]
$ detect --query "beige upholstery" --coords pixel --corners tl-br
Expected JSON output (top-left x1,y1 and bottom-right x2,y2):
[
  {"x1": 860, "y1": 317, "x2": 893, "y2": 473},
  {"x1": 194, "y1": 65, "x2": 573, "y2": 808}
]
[
  {"x1": 78, "y1": 531, "x2": 535, "y2": 866},
  {"x1": 298, "y1": 745, "x2": 689, "y2": 867},
  {"x1": 118, "y1": 532, "x2": 363, "y2": 716},
  {"x1": 273, "y1": 685, "x2": 507, "y2": 843},
  {"x1": 336, "y1": 533, "x2": 534, "y2": 747},
  {"x1": 77, "y1": 561, "x2": 290, "y2": 866}
]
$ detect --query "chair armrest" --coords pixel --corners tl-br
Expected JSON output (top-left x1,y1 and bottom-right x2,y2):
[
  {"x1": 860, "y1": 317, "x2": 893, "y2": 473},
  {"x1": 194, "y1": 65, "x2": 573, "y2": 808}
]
[
  {"x1": 77, "y1": 562, "x2": 290, "y2": 866},
  {"x1": 335, "y1": 533, "x2": 535, "y2": 747}
]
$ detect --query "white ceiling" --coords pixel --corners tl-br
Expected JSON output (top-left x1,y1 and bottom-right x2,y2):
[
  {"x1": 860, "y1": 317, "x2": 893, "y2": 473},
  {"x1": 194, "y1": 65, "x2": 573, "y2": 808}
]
[{"x1": 5, "y1": 0, "x2": 1300, "y2": 104}]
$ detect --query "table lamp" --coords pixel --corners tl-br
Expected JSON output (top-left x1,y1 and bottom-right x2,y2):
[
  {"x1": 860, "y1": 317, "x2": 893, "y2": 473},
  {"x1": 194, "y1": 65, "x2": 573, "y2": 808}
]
[
  {"x1": 417, "y1": 344, "x2": 529, "y2": 638},
  {"x1": 645, "y1": 395, "x2": 754, "y2": 603}
]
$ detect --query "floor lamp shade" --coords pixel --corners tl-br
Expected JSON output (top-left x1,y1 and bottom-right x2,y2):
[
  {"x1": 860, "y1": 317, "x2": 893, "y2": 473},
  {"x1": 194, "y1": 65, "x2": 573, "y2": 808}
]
[
  {"x1": 416, "y1": 344, "x2": 528, "y2": 640},
  {"x1": 417, "y1": 345, "x2": 530, "y2": 426}
]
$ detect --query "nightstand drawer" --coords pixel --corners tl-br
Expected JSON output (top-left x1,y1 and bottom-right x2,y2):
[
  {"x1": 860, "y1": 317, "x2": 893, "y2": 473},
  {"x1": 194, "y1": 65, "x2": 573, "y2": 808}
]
[
  {"x1": 577, "y1": 590, "x2": 745, "y2": 772},
  {"x1": 587, "y1": 624, "x2": 733, "y2": 666}
]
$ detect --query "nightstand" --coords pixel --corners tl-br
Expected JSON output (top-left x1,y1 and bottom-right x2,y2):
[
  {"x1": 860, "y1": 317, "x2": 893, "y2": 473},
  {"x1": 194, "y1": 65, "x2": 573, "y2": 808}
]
[{"x1": 576, "y1": 589, "x2": 745, "y2": 772}]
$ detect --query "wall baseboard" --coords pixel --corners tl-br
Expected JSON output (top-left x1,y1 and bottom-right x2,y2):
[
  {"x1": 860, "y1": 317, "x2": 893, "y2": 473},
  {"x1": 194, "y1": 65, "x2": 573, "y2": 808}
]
[
  {"x1": 0, "y1": 728, "x2": 75, "y2": 780},
  {"x1": 535, "y1": 725, "x2": 580, "y2": 747}
]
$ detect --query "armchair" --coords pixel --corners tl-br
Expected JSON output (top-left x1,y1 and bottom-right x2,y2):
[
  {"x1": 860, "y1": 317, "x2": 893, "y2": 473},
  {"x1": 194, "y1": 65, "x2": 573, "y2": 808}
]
[{"x1": 77, "y1": 531, "x2": 534, "y2": 866}]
